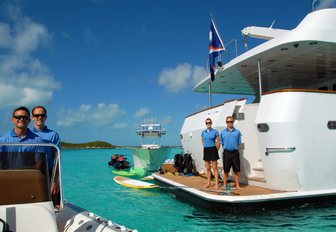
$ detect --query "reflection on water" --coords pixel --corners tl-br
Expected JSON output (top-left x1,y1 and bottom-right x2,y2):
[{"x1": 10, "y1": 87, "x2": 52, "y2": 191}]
[{"x1": 182, "y1": 205, "x2": 336, "y2": 231}]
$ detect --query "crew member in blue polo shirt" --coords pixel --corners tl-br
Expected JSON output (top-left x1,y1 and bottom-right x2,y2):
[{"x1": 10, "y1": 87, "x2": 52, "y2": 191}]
[
  {"x1": 201, "y1": 118, "x2": 220, "y2": 190},
  {"x1": 31, "y1": 105, "x2": 61, "y2": 208},
  {"x1": 0, "y1": 106, "x2": 45, "y2": 169},
  {"x1": 220, "y1": 116, "x2": 242, "y2": 190},
  {"x1": 31, "y1": 106, "x2": 61, "y2": 172}
]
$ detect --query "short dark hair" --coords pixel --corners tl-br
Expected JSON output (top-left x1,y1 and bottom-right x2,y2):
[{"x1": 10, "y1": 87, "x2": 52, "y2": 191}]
[
  {"x1": 32, "y1": 106, "x2": 47, "y2": 115},
  {"x1": 205, "y1": 118, "x2": 212, "y2": 123},
  {"x1": 13, "y1": 106, "x2": 30, "y2": 117}
]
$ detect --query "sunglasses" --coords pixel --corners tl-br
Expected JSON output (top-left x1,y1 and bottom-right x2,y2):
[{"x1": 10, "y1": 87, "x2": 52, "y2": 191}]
[
  {"x1": 205, "y1": 122, "x2": 212, "y2": 124},
  {"x1": 13, "y1": 115, "x2": 29, "y2": 120},
  {"x1": 226, "y1": 121, "x2": 233, "y2": 123},
  {"x1": 33, "y1": 114, "x2": 46, "y2": 118}
]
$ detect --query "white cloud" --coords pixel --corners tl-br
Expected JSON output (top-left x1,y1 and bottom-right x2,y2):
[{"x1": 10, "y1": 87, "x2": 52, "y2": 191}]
[
  {"x1": 0, "y1": 3, "x2": 59, "y2": 109},
  {"x1": 0, "y1": 22, "x2": 12, "y2": 48},
  {"x1": 113, "y1": 122, "x2": 129, "y2": 129},
  {"x1": 134, "y1": 107, "x2": 150, "y2": 118},
  {"x1": 161, "y1": 116, "x2": 173, "y2": 126},
  {"x1": 192, "y1": 65, "x2": 208, "y2": 86},
  {"x1": 57, "y1": 103, "x2": 127, "y2": 127},
  {"x1": 157, "y1": 63, "x2": 207, "y2": 93},
  {"x1": 14, "y1": 18, "x2": 51, "y2": 55}
]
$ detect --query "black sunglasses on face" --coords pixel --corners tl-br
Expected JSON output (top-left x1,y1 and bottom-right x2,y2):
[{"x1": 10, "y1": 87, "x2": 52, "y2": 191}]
[
  {"x1": 33, "y1": 114, "x2": 46, "y2": 118},
  {"x1": 205, "y1": 122, "x2": 212, "y2": 124},
  {"x1": 13, "y1": 115, "x2": 29, "y2": 120},
  {"x1": 226, "y1": 121, "x2": 233, "y2": 123}
]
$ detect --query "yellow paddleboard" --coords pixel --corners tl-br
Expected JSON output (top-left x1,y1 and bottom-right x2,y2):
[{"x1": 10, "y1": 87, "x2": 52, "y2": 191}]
[{"x1": 114, "y1": 176, "x2": 158, "y2": 189}]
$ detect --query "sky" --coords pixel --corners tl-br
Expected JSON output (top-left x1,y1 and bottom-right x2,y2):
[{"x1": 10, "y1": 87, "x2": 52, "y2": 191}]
[{"x1": 0, "y1": 0, "x2": 335, "y2": 146}]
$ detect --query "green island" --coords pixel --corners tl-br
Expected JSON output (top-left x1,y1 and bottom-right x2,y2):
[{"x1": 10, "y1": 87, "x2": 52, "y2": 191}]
[
  {"x1": 61, "y1": 141, "x2": 182, "y2": 149},
  {"x1": 61, "y1": 141, "x2": 115, "y2": 149}
]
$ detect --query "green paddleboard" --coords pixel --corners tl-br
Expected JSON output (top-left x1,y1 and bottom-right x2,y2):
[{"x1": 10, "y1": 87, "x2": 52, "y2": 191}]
[{"x1": 112, "y1": 170, "x2": 137, "y2": 176}]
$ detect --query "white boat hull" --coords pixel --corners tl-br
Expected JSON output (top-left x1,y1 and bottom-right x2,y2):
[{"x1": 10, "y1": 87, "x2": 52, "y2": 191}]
[{"x1": 0, "y1": 201, "x2": 134, "y2": 232}]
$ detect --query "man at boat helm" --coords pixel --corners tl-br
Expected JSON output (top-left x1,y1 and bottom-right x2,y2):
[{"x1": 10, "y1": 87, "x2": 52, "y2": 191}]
[
  {"x1": 32, "y1": 105, "x2": 61, "y2": 208},
  {"x1": 220, "y1": 116, "x2": 242, "y2": 190},
  {"x1": 0, "y1": 106, "x2": 45, "y2": 168}
]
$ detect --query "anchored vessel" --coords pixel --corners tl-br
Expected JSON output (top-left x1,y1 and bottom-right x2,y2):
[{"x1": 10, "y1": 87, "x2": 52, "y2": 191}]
[
  {"x1": 0, "y1": 143, "x2": 136, "y2": 231},
  {"x1": 132, "y1": 122, "x2": 170, "y2": 172},
  {"x1": 154, "y1": 8, "x2": 336, "y2": 211}
]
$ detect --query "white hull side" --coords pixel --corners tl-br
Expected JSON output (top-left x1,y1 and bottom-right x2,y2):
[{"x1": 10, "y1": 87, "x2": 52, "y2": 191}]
[
  {"x1": 256, "y1": 92, "x2": 336, "y2": 191},
  {"x1": 132, "y1": 147, "x2": 171, "y2": 171},
  {"x1": 181, "y1": 91, "x2": 336, "y2": 192},
  {"x1": 0, "y1": 201, "x2": 134, "y2": 232},
  {"x1": 0, "y1": 202, "x2": 57, "y2": 232},
  {"x1": 180, "y1": 99, "x2": 262, "y2": 184}
]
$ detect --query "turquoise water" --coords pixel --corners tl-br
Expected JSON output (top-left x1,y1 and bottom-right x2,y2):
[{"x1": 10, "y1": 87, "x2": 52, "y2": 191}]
[{"x1": 62, "y1": 148, "x2": 336, "y2": 231}]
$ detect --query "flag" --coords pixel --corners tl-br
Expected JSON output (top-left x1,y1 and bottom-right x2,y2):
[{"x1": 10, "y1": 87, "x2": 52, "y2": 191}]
[{"x1": 209, "y1": 17, "x2": 225, "y2": 81}]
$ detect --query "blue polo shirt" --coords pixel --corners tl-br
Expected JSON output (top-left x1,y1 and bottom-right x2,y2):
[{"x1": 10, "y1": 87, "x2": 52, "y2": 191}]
[
  {"x1": 220, "y1": 127, "x2": 242, "y2": 151},
  {"x1": 201, "y1": 128, "x2": 219, "y2": 148},
  {"x1": 0, "y1": 129, "x2": 46, "y2": 169},
  {"x1": 0, "y1": 129, "x2": 45, "y2": 153},
  {"x1": 33, "y1": 126, "x2": 61, "y2": 170}
]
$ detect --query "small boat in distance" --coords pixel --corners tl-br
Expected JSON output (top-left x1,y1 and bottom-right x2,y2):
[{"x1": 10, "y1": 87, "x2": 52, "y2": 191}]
[{"x1": 132, "y1": 121, "x2": 170, "y2": 172}]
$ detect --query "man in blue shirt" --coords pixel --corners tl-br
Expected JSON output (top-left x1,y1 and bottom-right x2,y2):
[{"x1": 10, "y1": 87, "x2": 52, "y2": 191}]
[
  {"x1": 0, "y1": 106, "x2": 45, "y2": 169},
  {"x1": 220, "y1": 116, "x2": 242, "y2": 190},
  {"x1": 31, "y1": 105, "x2": 61, "y2": 207}
]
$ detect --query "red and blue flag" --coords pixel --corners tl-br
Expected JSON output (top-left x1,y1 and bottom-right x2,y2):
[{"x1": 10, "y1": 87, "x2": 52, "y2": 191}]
[{"x1": 209, "y1": 17, "x2": 225, "y2": 81}]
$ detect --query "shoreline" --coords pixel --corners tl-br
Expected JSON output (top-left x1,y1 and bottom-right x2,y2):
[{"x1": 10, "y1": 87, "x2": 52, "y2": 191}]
[{"x1": 62, "y1": 145, "x2": 183, "y2": 150}]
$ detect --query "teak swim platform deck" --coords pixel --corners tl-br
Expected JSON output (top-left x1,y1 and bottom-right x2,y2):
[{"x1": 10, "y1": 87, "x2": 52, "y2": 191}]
[{"x1": 152, "y1": 173, "x2": 336, "y2": 212}]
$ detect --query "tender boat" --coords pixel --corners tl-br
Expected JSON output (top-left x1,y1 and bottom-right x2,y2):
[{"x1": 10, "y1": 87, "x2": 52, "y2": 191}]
[
  {"x1": 132, "y1": 122, "x2": 170, "y2": 172},
  {"x1": 0, "y1": 143, "x2": 136, "y2": 231},
  {"x1": 153, "y1": 8, "x2": 336, "y2": 211}
]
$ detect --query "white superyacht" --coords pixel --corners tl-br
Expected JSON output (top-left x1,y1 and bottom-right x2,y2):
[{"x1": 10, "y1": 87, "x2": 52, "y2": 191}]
[{"x1": 154, "y1": 7, "x2": 336, "y2": 210}]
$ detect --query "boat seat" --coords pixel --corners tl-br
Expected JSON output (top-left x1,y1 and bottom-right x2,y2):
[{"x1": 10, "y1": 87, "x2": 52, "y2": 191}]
[{"x1": 0, "y1": 169, "x2": 50, "y2": 205}]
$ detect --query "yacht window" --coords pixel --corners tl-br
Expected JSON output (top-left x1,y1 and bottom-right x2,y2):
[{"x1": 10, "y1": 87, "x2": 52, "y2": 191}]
[
  {"x1": 257, "y1": 123, "x2": 269, "y2": 132},
  {"x1": 318, "y1": 86, "x2": 328, "y2": 90},
  {"x1": 333, "y1": 84, "x2": 336, "y2": 91}
]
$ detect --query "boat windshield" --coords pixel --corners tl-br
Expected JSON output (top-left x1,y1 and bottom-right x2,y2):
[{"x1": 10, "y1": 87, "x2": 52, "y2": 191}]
[{"x1": 0, "y1": 151, "x2": 48, "y2": 171}]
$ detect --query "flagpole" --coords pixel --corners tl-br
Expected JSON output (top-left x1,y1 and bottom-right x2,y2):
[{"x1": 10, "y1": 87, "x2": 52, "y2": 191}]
[
  {"x1": 208, "y1": 14, "x2": 225, "y2": 108},
  {"x1": 208, "y1": 81, "x2": 212, "y2": 108}
]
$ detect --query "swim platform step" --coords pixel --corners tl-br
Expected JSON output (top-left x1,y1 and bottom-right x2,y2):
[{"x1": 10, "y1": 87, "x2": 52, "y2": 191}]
[
  {"x1": 248, "y1": 176, "x2": 266, "y2": 183},
  {"x1": 252, "y1": 167, "x2": 264, "y2": 172}
]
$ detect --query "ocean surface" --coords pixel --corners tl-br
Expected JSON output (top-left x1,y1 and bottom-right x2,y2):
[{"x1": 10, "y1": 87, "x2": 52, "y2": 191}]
[{"x1": 62, "y1": 148, "x2": 336, "y2": 232}]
